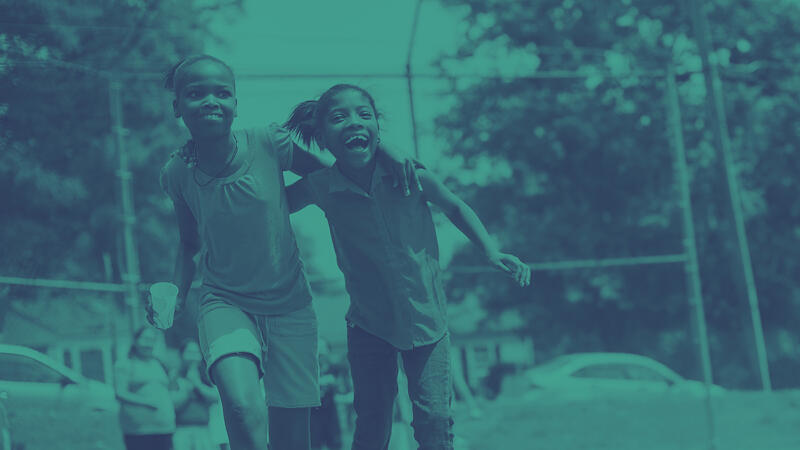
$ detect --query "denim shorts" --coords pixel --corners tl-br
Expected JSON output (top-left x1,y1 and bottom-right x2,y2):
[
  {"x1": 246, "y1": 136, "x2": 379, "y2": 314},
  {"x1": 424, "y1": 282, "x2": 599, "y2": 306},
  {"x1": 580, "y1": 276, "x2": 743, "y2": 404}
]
[{"x1": 197, "y1": 293, "x2": 320, "y2": 408}]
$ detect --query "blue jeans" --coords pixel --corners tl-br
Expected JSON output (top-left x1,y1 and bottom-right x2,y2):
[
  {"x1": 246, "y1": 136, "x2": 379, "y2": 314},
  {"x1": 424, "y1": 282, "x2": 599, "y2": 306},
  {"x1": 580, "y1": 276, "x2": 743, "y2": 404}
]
[{"x1": 347, "y1": 325, "x2": 454, "y2": 450}]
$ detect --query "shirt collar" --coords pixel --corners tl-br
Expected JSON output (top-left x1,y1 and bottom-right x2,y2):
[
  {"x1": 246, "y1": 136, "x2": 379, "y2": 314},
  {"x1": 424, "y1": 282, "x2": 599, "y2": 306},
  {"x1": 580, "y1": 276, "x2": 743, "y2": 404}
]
[{"x1": 329, "y1": 160, "x2": 389, "y2": 196}]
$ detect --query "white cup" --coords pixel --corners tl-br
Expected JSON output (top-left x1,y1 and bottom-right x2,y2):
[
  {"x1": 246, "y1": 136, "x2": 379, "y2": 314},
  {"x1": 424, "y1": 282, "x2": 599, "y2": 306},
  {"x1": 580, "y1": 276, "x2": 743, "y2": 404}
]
[{"x1": 149, "y1": 282, "x2": 179, "y2": 329}]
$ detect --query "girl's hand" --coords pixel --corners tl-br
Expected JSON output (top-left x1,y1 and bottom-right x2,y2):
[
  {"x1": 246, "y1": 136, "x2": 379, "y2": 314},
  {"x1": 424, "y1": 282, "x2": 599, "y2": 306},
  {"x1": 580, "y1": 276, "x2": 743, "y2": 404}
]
[
  {"x1": 376, "y1": 141, "x2": 423, "y2": 196},
  {"x1": 488, "y1": 252, "x2": 531, "y2": 287},
  {"x1": 144, "y1": 292, "x2": 184, "y2": 328},
  {"x1": 145, "y1": 294, "x2": 157, "y2": 327}
]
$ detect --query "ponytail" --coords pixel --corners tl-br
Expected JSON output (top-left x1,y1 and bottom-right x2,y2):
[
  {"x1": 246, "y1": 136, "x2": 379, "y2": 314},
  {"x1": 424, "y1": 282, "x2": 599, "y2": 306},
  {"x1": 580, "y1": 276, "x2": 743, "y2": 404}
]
[{"x1": 284, "y1": 100, "x2": 320, "y2": 148}]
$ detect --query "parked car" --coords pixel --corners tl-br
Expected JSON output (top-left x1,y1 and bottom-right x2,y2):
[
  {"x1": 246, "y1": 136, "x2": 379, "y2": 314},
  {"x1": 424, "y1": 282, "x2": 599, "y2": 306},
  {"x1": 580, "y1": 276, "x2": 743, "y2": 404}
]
[
  {"x1": 521, "y1": 352, "x2": 725, "y2": 398},
  {"x1": 0, "y1": 344, "x2": 124, "y2": 450},
  {"x1": 0, "y1": 390, "x2": 10, "y2": 450}
]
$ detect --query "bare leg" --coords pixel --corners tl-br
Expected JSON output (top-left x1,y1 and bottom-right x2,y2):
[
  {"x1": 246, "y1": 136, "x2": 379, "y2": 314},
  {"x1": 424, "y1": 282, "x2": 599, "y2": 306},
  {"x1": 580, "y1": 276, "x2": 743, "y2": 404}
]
[
  {"x1": 450, "y1": 351, "x2": 481, "y2": 417},
  {"x1": 212, "y1": 354, "x2": 269, "y2": 450}
]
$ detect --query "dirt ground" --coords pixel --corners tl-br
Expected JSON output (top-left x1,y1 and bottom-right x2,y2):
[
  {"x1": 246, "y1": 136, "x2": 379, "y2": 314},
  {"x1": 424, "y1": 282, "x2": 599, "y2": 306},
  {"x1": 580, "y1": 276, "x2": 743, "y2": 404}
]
[{"x1": 452, "y1": 389, "x2": 800, "y2": 450}]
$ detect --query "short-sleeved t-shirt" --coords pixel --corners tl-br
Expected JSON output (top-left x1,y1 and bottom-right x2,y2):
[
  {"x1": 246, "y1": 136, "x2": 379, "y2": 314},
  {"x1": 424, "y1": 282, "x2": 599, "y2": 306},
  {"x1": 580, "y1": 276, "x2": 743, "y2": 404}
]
[
  {"x1": 292, "y1": 163, "x2": 447, "y2": 350},
  {"x1": 160, "y1": 124, "x2": 312, "y2": 315},
  {"x1": 115, "y1": 356, "x2": 176, "y2": 435}
]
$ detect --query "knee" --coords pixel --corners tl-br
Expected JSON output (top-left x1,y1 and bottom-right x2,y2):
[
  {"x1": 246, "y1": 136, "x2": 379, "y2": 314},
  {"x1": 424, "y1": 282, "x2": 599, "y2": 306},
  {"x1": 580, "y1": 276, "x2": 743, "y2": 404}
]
[
  {"x1": 222, "y1": 392, "x2": 265, "y2": 428},
  {"x1": 411, "y1": 410, "x2": 454, "y2": 450},
  {"x1": 411, "y1": 408, "x2": 453, "y2": 430}
]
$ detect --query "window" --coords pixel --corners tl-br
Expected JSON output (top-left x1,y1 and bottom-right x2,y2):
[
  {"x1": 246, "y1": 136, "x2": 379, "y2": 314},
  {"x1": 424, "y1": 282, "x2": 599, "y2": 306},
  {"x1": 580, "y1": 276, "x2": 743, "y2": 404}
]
[
  {"x1": 63, "y1": 350, "x2": 73, "y2": 369},
  {"x1": 80, "y1": 349, "x2": 105, "y2": 382},
  {"x1": 624, "y1": 365, "x2": 672, "y2": 383},
  {"x1": 572, "y1": 364, "x2": 627, "y2": 379},
  {"x1": 535, "y1": 356, "x2": 575, "y2": 373},
  {"x1": 0, "y1": 354, "x2": 65, "y2": 383}
]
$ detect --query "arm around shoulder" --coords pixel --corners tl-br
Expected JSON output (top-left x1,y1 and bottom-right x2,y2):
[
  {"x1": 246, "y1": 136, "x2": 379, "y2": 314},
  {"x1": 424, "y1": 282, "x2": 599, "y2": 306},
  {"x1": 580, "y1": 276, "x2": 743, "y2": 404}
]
[
  {"x1": 286, "y1": 177, "x2": 315, "y2": 214},
  {"x1": 271, "y1": 123, "x2": 333, "y2": 176}
]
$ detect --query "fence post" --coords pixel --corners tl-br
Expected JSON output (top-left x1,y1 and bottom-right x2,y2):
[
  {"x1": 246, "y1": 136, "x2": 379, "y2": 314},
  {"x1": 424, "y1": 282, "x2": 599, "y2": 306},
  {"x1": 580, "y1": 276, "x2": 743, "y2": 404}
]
[
  {"x1": 688, "y1": 0, "x2": 771, "y2": 391},
  {"x1": 109, "y1": 78, "x2": 142, "y2": 334},
  {"x1": 406, "y1": 0, "x2": 424, "y2": 160},
  {"x1": 666, "y1": 65, "x2": 718, "y2": 450}
]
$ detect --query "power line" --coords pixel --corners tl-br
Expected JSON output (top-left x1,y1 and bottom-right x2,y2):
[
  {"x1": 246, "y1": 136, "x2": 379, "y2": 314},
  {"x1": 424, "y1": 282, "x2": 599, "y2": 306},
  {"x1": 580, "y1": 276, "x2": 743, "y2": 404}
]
[
  {"x1": 0, "y1": 21, "x2": 162, "y2": 31},
  {"x1": 0, "y1": 254, "x2": 688, "y2": 294},
  {"x1": 3, "y1": 57, "x2": 781, "y2": 83},
  {"x1": 449, "y1": 254, "x2": 688, "y2": 274},
  {"x1": 0, "y1": 276, "x2": 127, "y2": 293}
]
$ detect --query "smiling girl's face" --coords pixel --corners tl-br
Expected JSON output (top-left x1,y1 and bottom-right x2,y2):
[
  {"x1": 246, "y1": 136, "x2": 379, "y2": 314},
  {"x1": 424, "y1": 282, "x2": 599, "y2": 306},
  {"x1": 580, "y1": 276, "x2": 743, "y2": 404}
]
[
  {"x1": 172, "y1": 59, "x2": 237, "y2": 140},
  {"x1": 320, "y1": 89, "x2": 379, "y2": 169}
]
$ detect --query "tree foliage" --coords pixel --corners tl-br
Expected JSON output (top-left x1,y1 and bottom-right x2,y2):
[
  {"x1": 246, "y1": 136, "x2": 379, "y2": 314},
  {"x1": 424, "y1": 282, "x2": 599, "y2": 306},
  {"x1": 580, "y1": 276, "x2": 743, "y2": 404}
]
[
  {"x1": 1, "y1": 0, "x2": 241, "y2": 280},
  {"x1": 0, "y1": 0, "x2": 242, "y2": 341},
  {"x1": 437, "y1": 0, "x2": 800, "y2": 388}
]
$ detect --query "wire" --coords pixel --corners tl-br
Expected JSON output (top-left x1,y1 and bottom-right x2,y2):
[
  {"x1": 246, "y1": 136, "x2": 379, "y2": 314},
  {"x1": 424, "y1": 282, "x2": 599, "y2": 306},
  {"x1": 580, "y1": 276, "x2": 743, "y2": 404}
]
[
  {"x1": 449, "y1": 254, "x2": 688, "y2": 274},
  {"x1": 0, "y1": 276, "x2": 127, "y2": 293},
  {"x1": 2, "y1": 57, "x2": 780, "y2": 82}
]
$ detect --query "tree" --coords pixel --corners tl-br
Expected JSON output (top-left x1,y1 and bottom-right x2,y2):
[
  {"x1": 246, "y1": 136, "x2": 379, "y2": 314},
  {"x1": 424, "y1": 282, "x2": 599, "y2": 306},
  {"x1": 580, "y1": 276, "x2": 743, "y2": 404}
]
[
  {"x1": 0, "y1": 0, "x2": 242, "y2": 342},
  {"x1": 436, "y1": 0, "x2": 800, "y2": 388}
]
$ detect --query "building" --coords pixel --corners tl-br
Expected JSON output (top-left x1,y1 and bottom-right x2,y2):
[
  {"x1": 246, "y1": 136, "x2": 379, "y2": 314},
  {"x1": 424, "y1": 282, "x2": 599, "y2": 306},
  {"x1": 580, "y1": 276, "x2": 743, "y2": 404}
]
[
  {"x1": 451, "y1": 330, "x2": 535, "y2": 389},
  {"x1": 1, "y1": 294, "x2": 127, "y2": 384}
]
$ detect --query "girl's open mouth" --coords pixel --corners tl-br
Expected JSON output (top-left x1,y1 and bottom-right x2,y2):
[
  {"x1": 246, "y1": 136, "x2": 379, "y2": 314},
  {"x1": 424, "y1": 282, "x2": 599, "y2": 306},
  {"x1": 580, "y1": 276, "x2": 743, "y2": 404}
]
[{"x1": 344, "y1": 135, "x2": 369, "y2": 150}]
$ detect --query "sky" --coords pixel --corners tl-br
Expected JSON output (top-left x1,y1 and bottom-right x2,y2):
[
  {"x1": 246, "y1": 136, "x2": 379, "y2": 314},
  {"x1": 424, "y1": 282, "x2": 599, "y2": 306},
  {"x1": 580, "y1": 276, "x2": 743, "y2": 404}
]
[{"x1": 206, "y1": 0, "x2": 466, "y2": 156}]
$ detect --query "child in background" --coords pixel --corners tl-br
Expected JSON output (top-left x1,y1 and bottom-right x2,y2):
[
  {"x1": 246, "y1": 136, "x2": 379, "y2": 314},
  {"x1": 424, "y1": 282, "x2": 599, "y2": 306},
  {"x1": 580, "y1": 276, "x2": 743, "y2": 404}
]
[
  {"x1": 207, "y1": 391, "x2": 230, "y2": 450},
  {"x1": 171, "y1": 341, "x2": 218, "y2": 450},
  {"x1": 114, "y1": 327, "x2": 178, "y2": 450},
  {"x1": 152, "y1": 56, "x2": 420, "y2": 450},
  {"x1": 285, "y1": 84, "x2": 531, "y2": 450}
]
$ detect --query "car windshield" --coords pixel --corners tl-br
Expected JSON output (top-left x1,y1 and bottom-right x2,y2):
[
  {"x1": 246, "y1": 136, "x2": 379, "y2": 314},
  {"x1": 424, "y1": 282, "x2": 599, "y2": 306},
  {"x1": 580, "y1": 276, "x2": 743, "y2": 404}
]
[{"x1": 0, "y1": 353, "x2": 65, "y2": 383}]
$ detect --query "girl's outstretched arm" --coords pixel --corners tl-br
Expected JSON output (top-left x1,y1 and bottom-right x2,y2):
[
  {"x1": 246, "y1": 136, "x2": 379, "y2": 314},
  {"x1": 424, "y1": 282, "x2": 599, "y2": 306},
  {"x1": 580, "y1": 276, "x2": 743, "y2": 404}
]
[{"x1": 419, "y1": 169, "x2": 531, "y2": 287}]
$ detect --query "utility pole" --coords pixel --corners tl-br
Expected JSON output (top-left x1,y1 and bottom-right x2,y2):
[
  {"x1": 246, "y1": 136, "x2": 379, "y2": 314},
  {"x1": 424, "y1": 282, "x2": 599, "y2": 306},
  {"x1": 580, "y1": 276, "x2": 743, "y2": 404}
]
[
  {"x1": 666, "y1": 65, "x2": 717, "y2": 450},
  {"x1": 688, "y1": 0, "x2": 771, "y2": 391},
  {"x1": 406, "y1": 0, "x2": 424, "y2": 160},
  {"x1": 109, "y1": 79, "x2": 142, "y2": 334}
]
